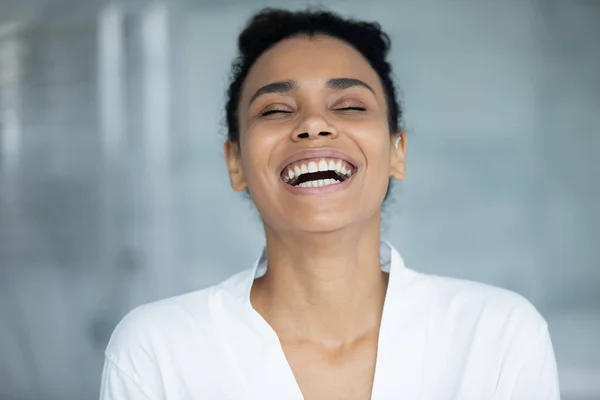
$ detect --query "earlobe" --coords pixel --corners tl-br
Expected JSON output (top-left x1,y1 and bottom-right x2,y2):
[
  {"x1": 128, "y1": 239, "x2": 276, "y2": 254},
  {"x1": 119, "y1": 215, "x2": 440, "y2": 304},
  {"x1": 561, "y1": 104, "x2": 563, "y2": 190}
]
[
  {"x1": 389, "y1": 132, "x2": 406, "y2": 180},
  {"x1": 224, "y1": 141, "x2": 248, "y2": 192}
]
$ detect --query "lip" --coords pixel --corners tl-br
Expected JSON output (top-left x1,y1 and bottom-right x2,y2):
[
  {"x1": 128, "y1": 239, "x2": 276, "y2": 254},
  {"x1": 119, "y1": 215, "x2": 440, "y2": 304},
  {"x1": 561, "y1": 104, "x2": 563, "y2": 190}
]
[{"x1": 277, "y1": 148, "x2": 359, "y2": 176}]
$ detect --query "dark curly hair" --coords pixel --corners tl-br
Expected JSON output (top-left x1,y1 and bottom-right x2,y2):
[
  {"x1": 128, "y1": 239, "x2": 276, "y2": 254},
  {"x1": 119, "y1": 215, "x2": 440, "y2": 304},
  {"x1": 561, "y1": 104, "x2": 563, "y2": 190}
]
[{"x1": 225, "y1": 8, "x2": 403, "y2": 144}]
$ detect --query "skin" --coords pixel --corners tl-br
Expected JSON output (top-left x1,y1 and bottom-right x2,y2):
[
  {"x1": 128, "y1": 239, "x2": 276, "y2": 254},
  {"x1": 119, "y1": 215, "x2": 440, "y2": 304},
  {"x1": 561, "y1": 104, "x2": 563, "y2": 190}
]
[{"x1": 224, "y1": 35, "x2": 406, "y2": 400}]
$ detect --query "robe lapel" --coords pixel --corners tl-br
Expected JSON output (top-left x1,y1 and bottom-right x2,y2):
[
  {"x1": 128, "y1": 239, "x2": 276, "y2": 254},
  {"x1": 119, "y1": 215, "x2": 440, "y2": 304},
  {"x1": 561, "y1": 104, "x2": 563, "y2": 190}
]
[{"x1": 371, "y1": 244, "x2": 429, "y2": 400}]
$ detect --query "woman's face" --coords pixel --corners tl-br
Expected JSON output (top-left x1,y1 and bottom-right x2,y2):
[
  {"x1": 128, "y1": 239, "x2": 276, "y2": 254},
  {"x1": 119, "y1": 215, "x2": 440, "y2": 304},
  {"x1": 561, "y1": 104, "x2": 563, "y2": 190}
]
[{"x1": 226, "y1": 35, "x2": 405, "y2": 234}]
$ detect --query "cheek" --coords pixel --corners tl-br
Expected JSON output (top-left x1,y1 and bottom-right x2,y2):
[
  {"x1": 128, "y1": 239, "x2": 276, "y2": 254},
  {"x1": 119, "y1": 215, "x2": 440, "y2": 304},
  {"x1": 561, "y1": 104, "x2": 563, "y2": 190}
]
[
  {"x1": 239, "y1": 124, "x2": 283, "y2": 182},
  {"x1": 346, "y1": 120, "x2": 392, "y2": 167}
]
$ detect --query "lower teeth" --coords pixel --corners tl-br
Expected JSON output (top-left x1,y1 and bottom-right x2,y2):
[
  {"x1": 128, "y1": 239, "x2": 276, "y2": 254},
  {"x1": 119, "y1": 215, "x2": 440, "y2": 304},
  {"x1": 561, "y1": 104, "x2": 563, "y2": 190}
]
[{"x1": 296, "y1": 178, "x2": 340, "y2": 188}]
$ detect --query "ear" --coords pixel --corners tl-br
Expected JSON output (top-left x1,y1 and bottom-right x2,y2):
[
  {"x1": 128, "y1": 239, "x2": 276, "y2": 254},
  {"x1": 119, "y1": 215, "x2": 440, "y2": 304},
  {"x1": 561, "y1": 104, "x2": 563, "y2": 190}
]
[
  {"x1": 389, "y1": 132, "x2": 406, "y2": 180},
  {"x1": 224, "y1": 141, "x2": 248, "y2": 192}
]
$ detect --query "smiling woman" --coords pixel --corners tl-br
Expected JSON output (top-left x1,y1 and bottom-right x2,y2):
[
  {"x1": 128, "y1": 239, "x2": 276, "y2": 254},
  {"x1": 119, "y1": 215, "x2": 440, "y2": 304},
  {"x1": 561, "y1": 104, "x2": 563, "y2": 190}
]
[{"x1": 99, "y1": 8, "x2": 559, "y2": 400}]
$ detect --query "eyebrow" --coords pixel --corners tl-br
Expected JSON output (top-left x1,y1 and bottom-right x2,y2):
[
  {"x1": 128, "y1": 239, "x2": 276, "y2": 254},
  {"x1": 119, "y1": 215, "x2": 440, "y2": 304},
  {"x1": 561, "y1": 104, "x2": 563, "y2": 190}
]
[
  {"x1": 326, "y1": 78, "x2": 375, "y2": 94},
  {"x1": 249, "y1": 80, "x2": 297, "y2": 105},
  {"x1": 248, "y1": 78, "x2": 375, "y2": 105}
]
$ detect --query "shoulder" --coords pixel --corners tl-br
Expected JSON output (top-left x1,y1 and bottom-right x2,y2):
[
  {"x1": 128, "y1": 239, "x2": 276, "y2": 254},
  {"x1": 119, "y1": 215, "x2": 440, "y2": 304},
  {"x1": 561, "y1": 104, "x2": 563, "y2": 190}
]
[
  {"x1": 399, "y1": 270, "x2": 559, "y2": 397},
  {"x1": 407, "y1": 269, "x2": 548, "y2": 337},
  {"x1": 104, "y1": 268, "x2": 253, "y2": 371},
  {"x1": 104, "y1": 289, "x2": 209, "y2": 370}
]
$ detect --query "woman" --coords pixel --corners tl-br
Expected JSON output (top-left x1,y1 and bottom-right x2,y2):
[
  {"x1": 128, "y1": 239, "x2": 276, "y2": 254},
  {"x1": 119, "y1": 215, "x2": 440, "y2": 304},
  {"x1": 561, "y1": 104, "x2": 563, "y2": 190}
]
[{"x1": 100, "y1": 8, "x2": 559, "y2": 400}]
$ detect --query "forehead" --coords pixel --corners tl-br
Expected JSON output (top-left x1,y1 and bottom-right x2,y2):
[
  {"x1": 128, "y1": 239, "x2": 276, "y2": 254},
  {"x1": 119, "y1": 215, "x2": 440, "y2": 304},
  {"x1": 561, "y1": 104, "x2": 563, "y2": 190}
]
[{"x1": 241, "y1": 35, "x2": 383, "y2": 101}]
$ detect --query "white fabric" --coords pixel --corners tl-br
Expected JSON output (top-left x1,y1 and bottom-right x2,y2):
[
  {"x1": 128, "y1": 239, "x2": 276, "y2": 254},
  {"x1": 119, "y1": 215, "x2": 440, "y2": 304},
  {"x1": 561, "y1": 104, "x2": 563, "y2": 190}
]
[{"x1": 100, "y1": 242, "x2": 560, "y2": 399}]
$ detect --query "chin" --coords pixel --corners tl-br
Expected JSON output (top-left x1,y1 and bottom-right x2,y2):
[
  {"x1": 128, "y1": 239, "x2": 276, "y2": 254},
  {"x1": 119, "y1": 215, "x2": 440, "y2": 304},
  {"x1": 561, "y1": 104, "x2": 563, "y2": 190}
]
[
  {"x1": 286, "y1": 208, "x2": 379, "y2": 235},
  {"x1": 294, "y1": 220, "x2": 349, "y2": 234}
]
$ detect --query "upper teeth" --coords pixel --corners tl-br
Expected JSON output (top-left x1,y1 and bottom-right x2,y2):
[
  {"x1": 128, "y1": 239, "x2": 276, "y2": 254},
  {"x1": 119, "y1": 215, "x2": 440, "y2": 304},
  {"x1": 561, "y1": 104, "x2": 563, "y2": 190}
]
[{"x1": 282, "y1": 157, "x2": 354, "y2": 186}]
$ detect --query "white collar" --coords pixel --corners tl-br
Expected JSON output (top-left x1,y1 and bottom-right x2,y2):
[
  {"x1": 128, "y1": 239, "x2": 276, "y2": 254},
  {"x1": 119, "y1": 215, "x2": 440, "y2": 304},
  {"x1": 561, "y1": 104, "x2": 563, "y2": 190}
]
[{"x1": 236, "y1": 239, "x2": 412, "y2": 308}]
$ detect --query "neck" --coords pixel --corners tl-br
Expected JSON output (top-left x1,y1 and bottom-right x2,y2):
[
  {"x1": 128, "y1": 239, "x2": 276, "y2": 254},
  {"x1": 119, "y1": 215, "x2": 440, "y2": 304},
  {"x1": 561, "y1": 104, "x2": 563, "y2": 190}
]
[{"x1": 251, "y1": 215, "x2": 388, "y2": 345}]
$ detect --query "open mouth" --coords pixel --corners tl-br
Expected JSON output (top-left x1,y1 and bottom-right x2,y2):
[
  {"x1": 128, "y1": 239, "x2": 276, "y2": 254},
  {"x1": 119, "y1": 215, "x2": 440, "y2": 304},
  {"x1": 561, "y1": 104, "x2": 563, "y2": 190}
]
[{"x1": 280, "y1": 158, "x2": 356, "y2": 188}]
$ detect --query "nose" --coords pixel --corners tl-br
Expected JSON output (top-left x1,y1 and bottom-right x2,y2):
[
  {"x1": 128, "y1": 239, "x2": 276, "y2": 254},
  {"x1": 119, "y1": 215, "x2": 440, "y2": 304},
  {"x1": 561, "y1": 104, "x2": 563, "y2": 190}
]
[{"x1": 290, "y1": 113, "x2": 339, "y2": 142}]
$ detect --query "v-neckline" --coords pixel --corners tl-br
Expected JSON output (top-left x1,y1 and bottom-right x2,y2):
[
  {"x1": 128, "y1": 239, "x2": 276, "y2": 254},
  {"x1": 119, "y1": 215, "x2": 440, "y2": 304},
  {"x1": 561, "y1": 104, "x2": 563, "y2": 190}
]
[{"x1": 240, "y1": 242, "x2": 426, "y2": 400}]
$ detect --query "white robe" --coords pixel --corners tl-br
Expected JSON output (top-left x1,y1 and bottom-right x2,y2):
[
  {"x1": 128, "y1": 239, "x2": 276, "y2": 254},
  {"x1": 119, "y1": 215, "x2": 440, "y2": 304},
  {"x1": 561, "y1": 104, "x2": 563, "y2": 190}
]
[{"x1": 100, "y1": 242, "x2": 559, "y2": 399}]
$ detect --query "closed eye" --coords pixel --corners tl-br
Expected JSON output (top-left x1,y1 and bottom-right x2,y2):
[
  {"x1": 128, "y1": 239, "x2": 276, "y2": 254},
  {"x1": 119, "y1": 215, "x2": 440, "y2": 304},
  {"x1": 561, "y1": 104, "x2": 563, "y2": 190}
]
[
  {"x1": 260, "y1": 106, "x2": 366, "y2": 117},
  {"x1": 260, "y1": 109, "x2": 293, "y2": 117},
  {"x1": 335, "y1": 106, "x2": 367, "y2": 112}
]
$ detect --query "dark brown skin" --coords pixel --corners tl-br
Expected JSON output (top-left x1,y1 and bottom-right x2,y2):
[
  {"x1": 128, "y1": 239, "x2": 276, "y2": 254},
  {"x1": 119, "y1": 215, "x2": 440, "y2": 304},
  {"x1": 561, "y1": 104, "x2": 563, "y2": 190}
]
[{"x1": 225, "y1": 35, "x2": 406, "y2": 400}]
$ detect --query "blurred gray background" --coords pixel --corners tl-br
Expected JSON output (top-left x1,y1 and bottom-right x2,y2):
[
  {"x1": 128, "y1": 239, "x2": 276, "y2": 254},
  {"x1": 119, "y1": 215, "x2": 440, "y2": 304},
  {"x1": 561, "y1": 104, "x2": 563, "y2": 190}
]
[{"x1": 0, "y1": 0, "x2": 598, "y2": 399}]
